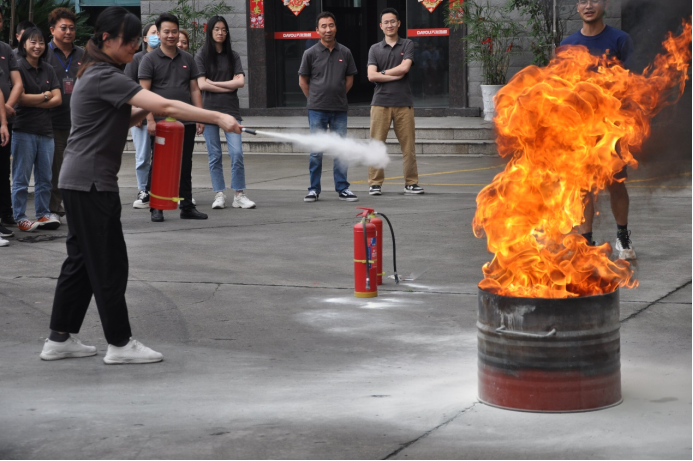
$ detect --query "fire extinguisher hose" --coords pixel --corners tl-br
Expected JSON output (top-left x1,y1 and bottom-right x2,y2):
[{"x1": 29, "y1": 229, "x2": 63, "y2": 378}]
[{"x1": 375, "y1": 212, "x2": 399, "y2": 284}]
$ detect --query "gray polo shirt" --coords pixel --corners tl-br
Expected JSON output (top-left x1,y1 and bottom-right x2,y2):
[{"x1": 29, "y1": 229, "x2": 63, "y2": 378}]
[
  {"x1": 0, "y1": 42, "x2": 19, "y2": 122},
  {"x1": 14, "y1": 56, "x2": 61, "y2": 137},
  {"x1": 298, "y1": 41, "x2": 357, "y2": 112},
  {"x1": 59, "y1": 63, "x2": 142, "y2": 192},
  {"x1": 194, "y1": 48, "x2": 244, "y2": 120},
  {"x1": 138, "y1": 47, "x2": 203, "y2": 124},
  {"x1": 367, "y1": 37, "x2": 415, "y2": 107},
  {"x1": 46, "y1": 41, "x2": 84, "y2": 130},
  {"x1": 124, "y1": 49, "x2": 147, "y2": 82}
]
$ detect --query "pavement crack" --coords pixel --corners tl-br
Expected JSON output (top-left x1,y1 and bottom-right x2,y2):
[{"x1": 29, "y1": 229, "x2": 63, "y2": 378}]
[
  {"x1": 192, "y1": 283, "x2": 222, "y2": 305},
  {"x1": 620, "y1": 280, "x2": 691, "y2": 323},
  {"x1": 382, "y1": 402, "x2": 478, "y2": 460}
]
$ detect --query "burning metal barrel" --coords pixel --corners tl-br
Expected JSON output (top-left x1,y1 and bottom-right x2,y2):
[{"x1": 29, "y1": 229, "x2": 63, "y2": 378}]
[{"x1": 477, "y1": 288, "x2": 622, "y2": 412}]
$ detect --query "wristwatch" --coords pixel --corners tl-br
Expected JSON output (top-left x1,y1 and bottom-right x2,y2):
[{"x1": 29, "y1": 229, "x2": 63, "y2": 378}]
[
  {"x1": 381, "y1": 70, "x2": 386, "y2": 75},
  {"x1": 43, "y1": 92, "x2": 49, "y2": 101}
]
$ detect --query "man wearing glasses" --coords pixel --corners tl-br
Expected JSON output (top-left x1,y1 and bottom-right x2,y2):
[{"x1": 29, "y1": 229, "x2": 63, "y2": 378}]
[
  {"x1": 366, "y1": 8, "x2": 423, "y2": 196},
  {"x1": 45, "y1": 8, "x2": 85, "y2": 229},
  {"x1": 139, "y1": 13, "x2": 207, "y2": 222},
  {"x1": 561, "y1": 0, "x2": 636, "y2": 260}
]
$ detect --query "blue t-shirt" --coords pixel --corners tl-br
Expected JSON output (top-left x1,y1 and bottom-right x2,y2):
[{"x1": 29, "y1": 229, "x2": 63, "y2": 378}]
[{"x1": 560, "y1": 24, "x2": 634, "y2": 67}]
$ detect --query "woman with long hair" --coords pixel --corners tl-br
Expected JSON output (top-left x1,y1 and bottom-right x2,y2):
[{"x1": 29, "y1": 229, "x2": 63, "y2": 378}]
[
  {"x1": 40, "y1": 7, "x2": 241, "y2": 364},
  {"x1": 195, "y1": 16, "x2": 254, "y2": 210},
  {"x1": 12, "y1": 27, "x2": 62, "y2": 232}
]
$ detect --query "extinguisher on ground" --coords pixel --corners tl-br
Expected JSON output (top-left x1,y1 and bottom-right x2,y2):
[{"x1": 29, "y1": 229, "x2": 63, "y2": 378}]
[
  {"x1": 149, "y1": 117, "x2": 185, "y2": 210},
  {"x1": 353, "y1": 207, "x2": 400, "y2": 298}
]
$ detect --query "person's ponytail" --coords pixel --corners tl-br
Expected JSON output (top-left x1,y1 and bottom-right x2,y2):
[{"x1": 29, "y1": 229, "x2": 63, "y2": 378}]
[{"x1": 77, "y1": 6, "x2": 141, "y2": 78}]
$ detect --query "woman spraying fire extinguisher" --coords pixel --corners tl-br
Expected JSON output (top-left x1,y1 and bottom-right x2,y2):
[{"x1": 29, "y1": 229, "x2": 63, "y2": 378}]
[{"x1": 39, "y1": 7, "x2": 241, "y2": 365}]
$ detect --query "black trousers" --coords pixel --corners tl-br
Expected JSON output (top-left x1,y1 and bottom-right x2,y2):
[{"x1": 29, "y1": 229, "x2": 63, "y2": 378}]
[
  {"x1": 0, "y1": 125, "x2": 13, "y2": 218},
  {"x1": 147, "y1": 123, "x2": 196, "y2": 209},
  {"x1": 50, "y1": 186, "x2": 132, "y2": 345}
]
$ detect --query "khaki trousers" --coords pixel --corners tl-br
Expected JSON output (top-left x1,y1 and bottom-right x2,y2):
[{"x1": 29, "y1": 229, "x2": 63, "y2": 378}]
[{"x1": 368, "y1": 106, "x2": 418, "y2": 186}]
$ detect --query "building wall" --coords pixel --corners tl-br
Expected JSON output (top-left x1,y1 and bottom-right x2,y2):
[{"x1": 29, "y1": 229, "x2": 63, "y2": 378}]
[
  {"x1": 140, "y1": 0, "x2": 250, "y2": 108},
  {"x1": 466, "y1": 0, "x2": 622, "y2": 109}
]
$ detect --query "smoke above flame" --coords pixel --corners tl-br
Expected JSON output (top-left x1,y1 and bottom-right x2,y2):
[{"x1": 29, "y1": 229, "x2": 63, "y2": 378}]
[{"x1": 473, "y1": 19, "x2": 692, "y2": 299}]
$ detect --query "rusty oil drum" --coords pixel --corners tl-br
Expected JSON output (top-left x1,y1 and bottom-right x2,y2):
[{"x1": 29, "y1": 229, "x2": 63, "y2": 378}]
[{"x1": 477, "y1": 287, "x2": 622, "y2": 412}]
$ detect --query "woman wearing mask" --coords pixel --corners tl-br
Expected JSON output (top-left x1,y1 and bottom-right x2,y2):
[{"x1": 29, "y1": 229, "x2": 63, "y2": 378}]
[
  {"x1": 124, "y1": 22, "x2": 158, "y2": 208},
  {"x1": 39, "y1": 7, "x2": 240, "y2": 364},
  {"x1": 195, "y1": 16, "x2": 255, "y2": 209},
  {"x1": 12, "y1": 27, "x2": 62, "y2": 232}
]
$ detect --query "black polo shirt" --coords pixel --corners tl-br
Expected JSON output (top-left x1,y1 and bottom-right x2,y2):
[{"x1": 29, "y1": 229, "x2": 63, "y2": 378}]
[
  {"x1": 138, "y1": 47, "x2": 203, "y2": 124},
  {"x1": 59, "y1": 63, "x2": 142, "y2": 192},
  {"x1": 298, "y1": 41, "x2": 357, "y2": 112},
  {"x1": 194, "y1": 48, "x2": 244, "y2": 120},
  {"x1": 124, "y1": 49, "x2": 147, "y2": 82},
  {"x1": 46, "y1": 41, "x2": 84, "y2": 130},
  {"x1": 367, "y1": 37, "x2": 415, "y2": 107},
  {"x1": 0, "y1": 42, "x2": 19, "y2": 107},
  {"x1": 14, "y1": 57, "x2": 61, "y2": 137}
]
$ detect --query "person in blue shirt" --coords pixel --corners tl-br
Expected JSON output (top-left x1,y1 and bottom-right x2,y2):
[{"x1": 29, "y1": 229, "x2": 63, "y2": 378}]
[{"x1": 560, "y1": 0, "x2": 636, "y2": 261}]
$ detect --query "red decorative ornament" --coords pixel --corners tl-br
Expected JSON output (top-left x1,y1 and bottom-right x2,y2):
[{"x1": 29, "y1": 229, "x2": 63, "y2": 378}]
[
  {"x1": 418, "y1": 0, "x2": 443, "y2": 13},
  {"x1": 283, "y1": 0, "x2": 310, "y2": 16}
]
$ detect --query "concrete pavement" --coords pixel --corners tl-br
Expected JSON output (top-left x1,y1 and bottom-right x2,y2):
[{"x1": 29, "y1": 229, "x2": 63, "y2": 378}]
[{"x1": 0, "y1": 149, "x2": 690, "y2": 459}]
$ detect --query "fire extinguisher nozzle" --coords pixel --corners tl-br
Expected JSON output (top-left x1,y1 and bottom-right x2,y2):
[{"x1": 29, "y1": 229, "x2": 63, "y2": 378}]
[{"x1": 241, "y1": 128, "x2": 257, "y2": 135}]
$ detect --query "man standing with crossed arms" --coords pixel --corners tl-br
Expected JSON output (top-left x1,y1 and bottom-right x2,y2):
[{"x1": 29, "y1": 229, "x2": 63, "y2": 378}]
[{"x1": 366, "y1": 7, "x2": 423, "y2": 196}]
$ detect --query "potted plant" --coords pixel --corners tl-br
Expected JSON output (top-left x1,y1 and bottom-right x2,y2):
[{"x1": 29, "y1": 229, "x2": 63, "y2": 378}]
[{"x1": 448, "y1": 0, "x2": 522, "y2": 121}]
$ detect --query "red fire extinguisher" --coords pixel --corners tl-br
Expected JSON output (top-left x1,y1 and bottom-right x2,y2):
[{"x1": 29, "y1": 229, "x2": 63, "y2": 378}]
[
  {"x1": 354, "y1": 208, "x2": 378, "y2": 298},
  {"x1": 149, "y1": 117, "x2": 185, "y2": 210}
]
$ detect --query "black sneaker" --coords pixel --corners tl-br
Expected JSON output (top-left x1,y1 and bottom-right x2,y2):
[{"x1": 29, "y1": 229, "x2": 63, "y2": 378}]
[
  {"x1": 133, "y1": 190, "x2": 150, "y2": 209},
  {"x1": 1, "y1": 215, "x2": 16, "y2": 226},
  {"x1": 615, "y1": 229, "x2": 636, "y2": 260},
  {"x1": 404, "y1": 184, "x2": 424, "y2": 194},
  {"x1": 180, "y1": 207, "x2": 208, "y2": 220},
  {"x1": 369, "y1": 185, "x2": 382, "y2": 196},
  {"x1": 0, "y1": 224, "x2": 14, "y2": 238},
  {"x1": 338, "y1": 189, "x2": 359, "y2": 202},
  {"x1": 304, "y1": 190, "x2": 319, "y2": 202}
]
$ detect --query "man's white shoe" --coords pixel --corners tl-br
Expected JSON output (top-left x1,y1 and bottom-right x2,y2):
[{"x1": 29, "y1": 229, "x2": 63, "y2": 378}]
[
  {"x1": 49, "y1": 213, "x2": 62, "y2": 223},
  {"x1": 40, "y1": 336, "x2": 97, "y2": 361},
  {"x1": 212, "y1": 191, "x2": 227, "y2": 209},
  {"x1": 0, "y1": 237, "x2": 8, "y2": 247},
  {"x1": 103, "y1": 339, "x2": 163, "y2": 364},
  {"x1": 232, "y1": 193, "x2": 256, "y2": 209},
  {"x1": 614, "y1": 230, "x2": 636, "y2": 260}
]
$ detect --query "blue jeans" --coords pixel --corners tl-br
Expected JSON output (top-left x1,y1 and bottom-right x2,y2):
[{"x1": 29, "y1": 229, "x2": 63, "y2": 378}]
[
  {"x1": 308, "y1": 110, "x2": 349, "y2": 194},
  {"x1": 131, "y1": 124, "x2": 151, "y2": 191},
  {"x1": 11, "y1": 131, "x2": 54, "y2": 222},
  {"x1": 203, "y1": 125, "x2": 245, "y2": 192}
]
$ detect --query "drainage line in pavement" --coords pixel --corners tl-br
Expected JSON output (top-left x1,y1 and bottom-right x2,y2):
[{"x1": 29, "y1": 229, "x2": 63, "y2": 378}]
[
  {"x1": 382, "y1": 403, "x2": 478, "y2": 460},
  {"x1": 620, "y1": 280, "x2": 691, "y2": 323}
]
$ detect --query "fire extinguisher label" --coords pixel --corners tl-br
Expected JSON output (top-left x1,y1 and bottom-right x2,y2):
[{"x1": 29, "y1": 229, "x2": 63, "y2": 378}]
[{"x1": 155, "y1": 136, "x2": 166, "y2": 145}]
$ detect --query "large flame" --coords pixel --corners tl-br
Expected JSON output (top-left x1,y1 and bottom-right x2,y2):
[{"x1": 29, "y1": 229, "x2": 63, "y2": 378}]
[{"x1": 474, "y1": 20, "x2": 692, "y2": 299}]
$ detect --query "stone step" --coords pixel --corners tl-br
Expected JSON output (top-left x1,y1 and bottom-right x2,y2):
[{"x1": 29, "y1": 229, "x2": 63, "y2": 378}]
[{"x1": 124, "y1": 137, "x2": 497, "y2": 156}]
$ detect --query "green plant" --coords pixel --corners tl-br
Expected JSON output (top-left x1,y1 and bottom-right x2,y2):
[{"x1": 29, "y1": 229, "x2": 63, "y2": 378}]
[
  {"x1": 507, "y1": 0, "x2": 577, "y2": 66},
  {"x1": 145, "y1": 0, "x2": 232, "y2": 56},
  {"x1": 447, "y1": 0, "x2": 523, "y2": 85},
  {"x1": 1, "y1": 0, "x2": 92, "y2": 46}
]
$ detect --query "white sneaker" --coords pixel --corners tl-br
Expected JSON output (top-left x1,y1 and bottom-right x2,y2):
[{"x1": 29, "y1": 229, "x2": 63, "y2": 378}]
[
  {"x1": 232, "y1": 192, "x2": 256, "y2": 209},
  {"x1": 133, "y1": 190, "x2": 150, "y2": 209},
  {"x1": 614, "y1": 230, "x2": 636, "y2": 260},
  {"x1": 212, "y1": 191, "x2": 227, "y2": 209},
  {"x1": 103, "y1": 339, "x2": 163, "y2": 364},
  {"x1": 49, "y1": 213, "x2": 62, "y2": 223},
  {"x1": 0, "y1": 237, "x2": 8, "y2": 247},
  {"x1": 40, "y1": 335, "x2": 97, "y2": 361}
]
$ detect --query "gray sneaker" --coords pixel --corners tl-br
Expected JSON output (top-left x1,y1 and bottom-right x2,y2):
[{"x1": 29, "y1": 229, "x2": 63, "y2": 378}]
[
  {"x1": 40, "y1": 335, "x2": 97, "y2": 361},
  {"x1": 103, "y1": 339, "x2": 163, "y2": 364}
]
